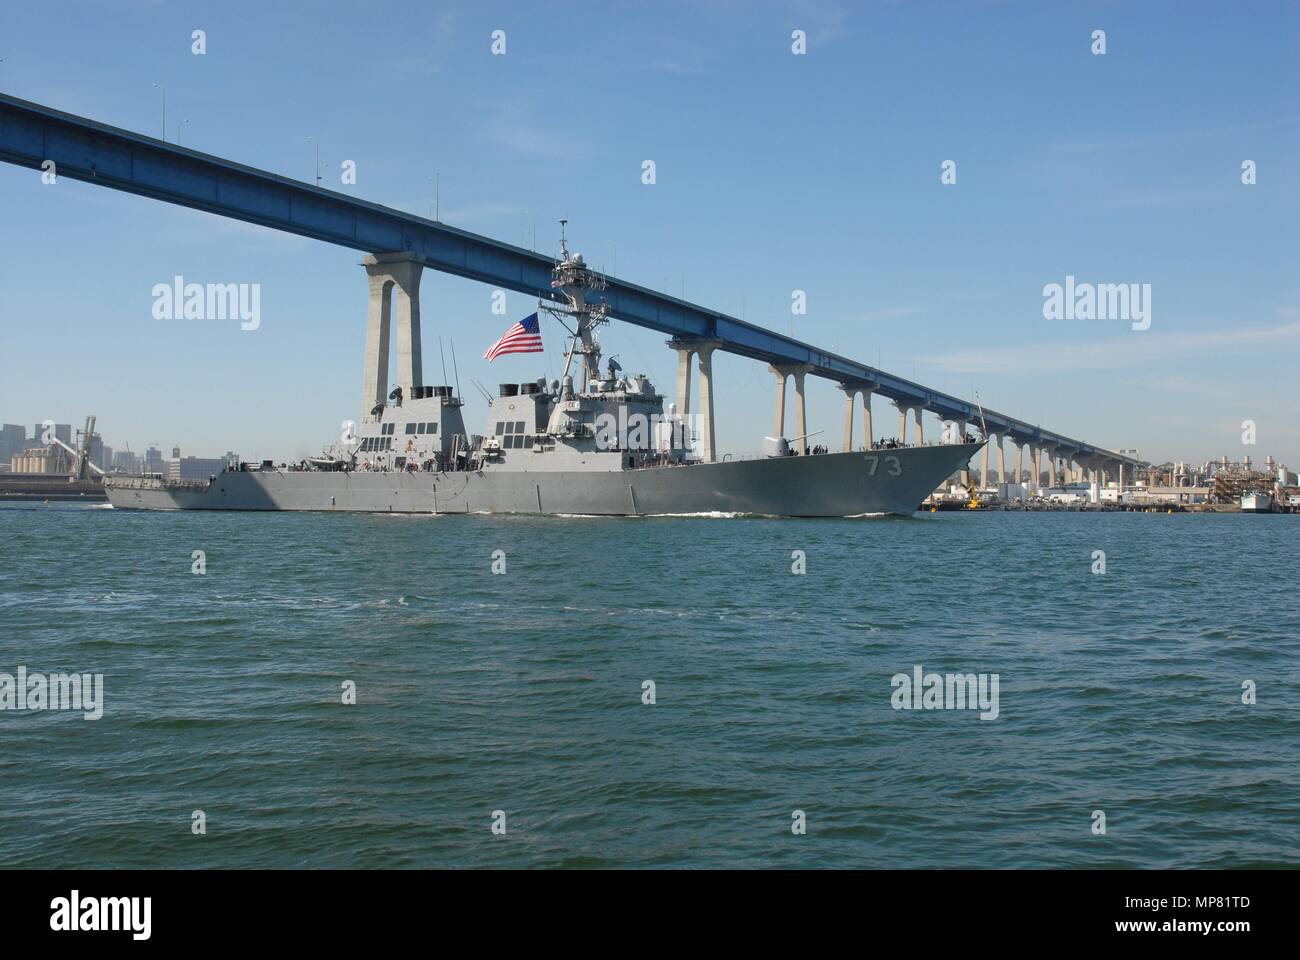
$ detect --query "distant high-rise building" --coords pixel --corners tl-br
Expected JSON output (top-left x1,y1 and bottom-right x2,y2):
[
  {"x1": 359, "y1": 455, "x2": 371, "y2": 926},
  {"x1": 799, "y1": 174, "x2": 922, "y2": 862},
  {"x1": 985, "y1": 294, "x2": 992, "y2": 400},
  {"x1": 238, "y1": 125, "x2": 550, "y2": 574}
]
[
  {"x1": 144, "y1": 446, "x2": 164, "y2": 476},
  {"x1": 86, "y1": 433, "x2": 104, "y2": 471},
  {"x1": 112, "y1": 450, "x2": 140, "y2": 474},
  {"x1": 99, "y1": 444, "x2": 113, "y2": 471},
  {"x1": 171, "y1": 445, "x2": 181, "y2": 459},
  {"x1": 0, "y1": 424, "x2": 25, "y2": 468}
]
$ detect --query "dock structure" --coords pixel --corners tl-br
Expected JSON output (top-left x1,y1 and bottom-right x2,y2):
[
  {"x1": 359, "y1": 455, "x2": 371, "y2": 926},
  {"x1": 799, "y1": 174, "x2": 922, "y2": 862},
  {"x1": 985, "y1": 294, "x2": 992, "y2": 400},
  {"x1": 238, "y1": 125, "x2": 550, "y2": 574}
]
[{"x1": 0, "y1": 92, "x2": 1142, "y2": 478}]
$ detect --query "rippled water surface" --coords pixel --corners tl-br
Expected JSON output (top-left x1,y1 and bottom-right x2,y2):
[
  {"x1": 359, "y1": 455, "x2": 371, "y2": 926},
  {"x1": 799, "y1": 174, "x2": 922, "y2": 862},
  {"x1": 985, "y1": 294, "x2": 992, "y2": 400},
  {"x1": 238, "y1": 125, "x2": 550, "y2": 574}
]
[{"x1": 1, "y1": 504, "x2": 1297, "y2": 868}]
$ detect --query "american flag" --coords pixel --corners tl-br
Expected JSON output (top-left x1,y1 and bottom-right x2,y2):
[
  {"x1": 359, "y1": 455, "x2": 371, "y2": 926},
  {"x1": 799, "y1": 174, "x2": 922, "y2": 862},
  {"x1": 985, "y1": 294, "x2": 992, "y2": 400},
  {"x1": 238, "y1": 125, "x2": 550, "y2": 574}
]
[{"x1": 483, "y1": 313, "x2": 543, "y2": 361}]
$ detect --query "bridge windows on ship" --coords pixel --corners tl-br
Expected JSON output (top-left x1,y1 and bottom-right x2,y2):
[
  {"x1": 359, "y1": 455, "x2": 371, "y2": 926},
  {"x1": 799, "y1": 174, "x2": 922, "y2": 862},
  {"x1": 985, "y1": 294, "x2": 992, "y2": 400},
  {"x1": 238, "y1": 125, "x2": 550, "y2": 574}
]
[
  {"x1": 495, "y1": 420, "x2": 528, "y2": 448},
  {"x1": 405, "y1": 423, "x2": 417, "y2": 435},
  {"x1": 499, "y1": 427, "x2": 534, "y2": 450}
]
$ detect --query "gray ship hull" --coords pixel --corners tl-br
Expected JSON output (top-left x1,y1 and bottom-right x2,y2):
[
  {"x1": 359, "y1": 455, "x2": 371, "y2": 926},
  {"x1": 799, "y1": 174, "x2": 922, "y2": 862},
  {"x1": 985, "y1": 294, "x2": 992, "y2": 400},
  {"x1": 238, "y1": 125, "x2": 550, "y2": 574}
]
[{"x1": 105, "y1": 443, "x2": 980, "y2": 517}]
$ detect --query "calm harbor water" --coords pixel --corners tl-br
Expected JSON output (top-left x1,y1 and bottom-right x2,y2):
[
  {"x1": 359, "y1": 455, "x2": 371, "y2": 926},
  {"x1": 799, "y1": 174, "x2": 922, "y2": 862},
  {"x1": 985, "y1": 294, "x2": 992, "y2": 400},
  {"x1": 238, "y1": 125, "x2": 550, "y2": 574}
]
[{"x1": 1, "y1": 503, "x2": 1297, "y2": 869}]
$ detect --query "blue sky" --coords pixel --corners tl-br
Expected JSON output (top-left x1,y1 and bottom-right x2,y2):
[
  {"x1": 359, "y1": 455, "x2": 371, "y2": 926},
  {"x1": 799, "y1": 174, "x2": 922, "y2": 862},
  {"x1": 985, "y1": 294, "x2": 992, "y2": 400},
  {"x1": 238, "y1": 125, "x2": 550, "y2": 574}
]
[{"x1": 1, "y1": 0, "x2": 1296, "y2": 467}]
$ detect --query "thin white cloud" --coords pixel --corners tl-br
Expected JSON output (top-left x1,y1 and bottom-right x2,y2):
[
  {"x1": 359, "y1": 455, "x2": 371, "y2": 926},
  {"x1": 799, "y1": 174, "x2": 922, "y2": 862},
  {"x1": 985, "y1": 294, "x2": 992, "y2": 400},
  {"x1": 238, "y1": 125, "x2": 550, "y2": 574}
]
[
  {"x1": 858, "y1": 305, "x2": 930, "y2": 323},
  {"x1": 923, "y1": 321, "x2": 1300, "y2": 375},
  {"x1": 1045, "y1": 116, "x2": 1300, "y2": 154},
  {"x1": 478, "y1": 99, "x2": 592, "y2": 162}
]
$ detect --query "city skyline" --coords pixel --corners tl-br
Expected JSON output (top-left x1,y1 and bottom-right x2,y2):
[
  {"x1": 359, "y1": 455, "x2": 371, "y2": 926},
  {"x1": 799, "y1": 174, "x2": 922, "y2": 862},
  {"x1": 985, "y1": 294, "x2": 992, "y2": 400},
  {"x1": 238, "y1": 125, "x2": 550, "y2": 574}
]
[{"x1": 1, "y1": 1, "x2": 1297, "y2": 466}]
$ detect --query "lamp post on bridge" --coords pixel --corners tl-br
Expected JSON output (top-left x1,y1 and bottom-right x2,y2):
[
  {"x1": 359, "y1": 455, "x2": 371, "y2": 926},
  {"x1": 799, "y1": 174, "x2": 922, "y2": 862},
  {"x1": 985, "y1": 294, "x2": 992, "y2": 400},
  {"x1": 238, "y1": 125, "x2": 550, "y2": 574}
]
[
  {"x1": 307, "y1": 136, "x2": 325, "y2": 188},
  {"x1": 151, "y1": 82, "x2": 166, "y2": 141}
]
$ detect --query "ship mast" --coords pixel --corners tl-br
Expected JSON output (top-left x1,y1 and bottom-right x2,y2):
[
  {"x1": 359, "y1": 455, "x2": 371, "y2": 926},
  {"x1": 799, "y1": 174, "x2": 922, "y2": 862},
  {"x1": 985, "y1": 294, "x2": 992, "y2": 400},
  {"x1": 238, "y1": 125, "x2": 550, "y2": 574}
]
[{"x1": 547, "y1": 219, "x2": 608, "y2": 388}]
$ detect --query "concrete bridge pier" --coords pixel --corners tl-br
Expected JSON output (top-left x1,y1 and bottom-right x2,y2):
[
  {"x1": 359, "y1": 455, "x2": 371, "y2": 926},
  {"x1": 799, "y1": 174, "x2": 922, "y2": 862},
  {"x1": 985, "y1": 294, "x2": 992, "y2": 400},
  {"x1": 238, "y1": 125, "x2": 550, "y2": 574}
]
[
  {"x1": 1044, "y1": 445, "x2": 1059, "y2": 488},
  {"x1": 894, "y1": 402, "x2": 910, "y2": 444},
  {"x1": 839, "y1": 383, "x2": 875, "y2": 452},
  {"x1": 955, "y1": 419, "x2": 969, "y2": 485},
  {"x1": 1085, "y1": 456, "x2": 1107, "y2": 497},
  {"x1": 672, "y1": 342, "x2": 694, "y2": 419},
  {"x1": 770, "y1": 363, "x2": 813, "y2": 453},
  {"x1": 695, "y1": 342, "x2": 720, "y2": 463},
  {"x1": 361, "y1": 253, "x2": 425, "y2": 419},
  {"x1": 670, "y1": 338, "x2": 722, "y2": 462}
]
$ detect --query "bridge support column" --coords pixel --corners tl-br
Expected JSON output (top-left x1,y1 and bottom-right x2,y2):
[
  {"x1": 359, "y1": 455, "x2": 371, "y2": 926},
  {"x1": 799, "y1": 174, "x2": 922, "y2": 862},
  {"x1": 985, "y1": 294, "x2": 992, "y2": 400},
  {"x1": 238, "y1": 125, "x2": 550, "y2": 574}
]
[
  {"x1": 793, "y1": 367, "x2": 811, "y2": 454},
  {"x1": 895, "y1": 402, "x2": 909, "y2": 444},
  {"x1": 363, "y1": 254, "x2": 423, "y2": 415},
  {"x1": 770, "y1": 366, "x2": 788, "y2": 437},
  {"x1": 671, "y1": 339, "x2": 722, "y2": 463},
  {"x1": 696, "y1": 342, "x2": 721, "y2": 463},
  {"x1": 361, "y1": 269, "x2": 393, "y2": 417},
  {"x1": 996, "y1": 435, "x2": 1007, "y2": 488},
  {"x1": 840, "y1": 388, "x2": 855, "y2": 452},
  {"x1": 769, "y1": 364, "x2": 813, "y2": 452},
  {"x1": 956, "y1": 419, "x2": 968, "y2": 484},
  {"x1": 1044, "y1": 446, "x2": 1058, "y2": 488},
  {"x1": 1015, "y1": 442, "x2": 1024, "y2": 484},
  {"x1": 839, "y1": 383, "x2": 875, "y2": 452},
  {"x1": 914, "y1": 407, "x2": 925, "y2": 445},
  {"x1": 671, "y1": 343, "x2": 694, "y2": 419},
  {"x1": 982, "y1": 431, "x2": 992, "y2": 489}
]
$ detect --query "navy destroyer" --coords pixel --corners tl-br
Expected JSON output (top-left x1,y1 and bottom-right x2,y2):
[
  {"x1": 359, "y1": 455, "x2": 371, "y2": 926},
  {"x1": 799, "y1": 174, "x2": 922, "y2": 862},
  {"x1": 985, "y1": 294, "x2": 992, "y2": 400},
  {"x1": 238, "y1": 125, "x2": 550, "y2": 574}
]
[{"x1": 105, "y1": 236, "x2": 979, "y2": 516}]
